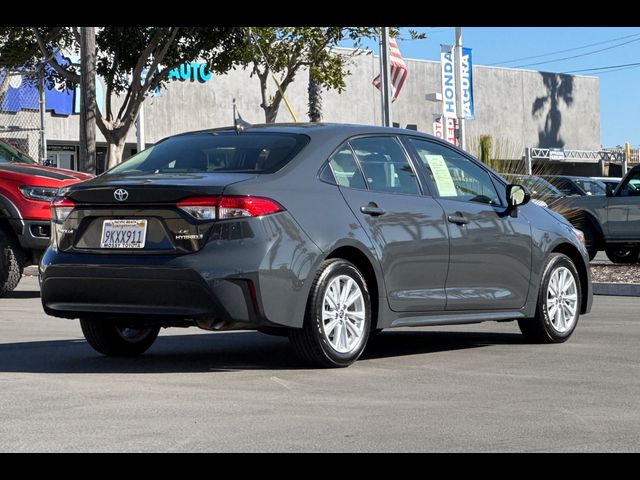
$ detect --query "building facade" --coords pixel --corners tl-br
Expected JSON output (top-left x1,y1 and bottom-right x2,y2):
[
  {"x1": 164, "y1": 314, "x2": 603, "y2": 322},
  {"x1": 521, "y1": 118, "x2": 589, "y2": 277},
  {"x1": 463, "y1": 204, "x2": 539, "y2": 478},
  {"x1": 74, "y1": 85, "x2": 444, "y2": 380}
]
[{"x1": 4, "y1": 49, "x2": 601, "y2": 171}]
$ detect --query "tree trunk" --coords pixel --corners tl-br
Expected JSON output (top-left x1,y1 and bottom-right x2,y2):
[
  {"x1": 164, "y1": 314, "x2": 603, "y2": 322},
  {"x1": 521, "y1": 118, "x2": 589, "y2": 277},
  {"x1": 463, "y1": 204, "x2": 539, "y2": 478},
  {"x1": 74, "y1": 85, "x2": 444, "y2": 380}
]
[
  {"x1": 79, "y1": 27, "x2": 97, "y2": 174},
  {"x1": 106, "y1": 136, "x2": 127, "y2": 170},
  {"x1": 264, "y1": 105, "x2": 279, "y2": 123},
  {"x1": 307, "y1": 73, "x2": 322, "y2": 122}
]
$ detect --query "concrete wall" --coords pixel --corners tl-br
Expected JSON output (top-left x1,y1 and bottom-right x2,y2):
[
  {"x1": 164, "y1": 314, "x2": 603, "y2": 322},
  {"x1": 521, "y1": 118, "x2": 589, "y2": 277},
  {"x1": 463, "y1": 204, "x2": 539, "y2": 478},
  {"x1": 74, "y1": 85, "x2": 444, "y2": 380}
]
[{"x1": 43, "y1": 50, "x2": 601, "y2": 156}]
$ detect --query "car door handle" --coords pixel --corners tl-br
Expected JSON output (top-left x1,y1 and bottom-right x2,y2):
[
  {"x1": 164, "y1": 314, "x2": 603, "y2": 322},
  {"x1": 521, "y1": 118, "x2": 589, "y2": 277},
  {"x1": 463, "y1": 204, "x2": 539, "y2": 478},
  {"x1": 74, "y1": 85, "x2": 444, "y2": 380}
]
[
  {"x1": 447, "y1": 214, "x2": 469, "y2": 225},
  {"x1": 360, "y1": 203, "x2": 386, "y2": 216}
]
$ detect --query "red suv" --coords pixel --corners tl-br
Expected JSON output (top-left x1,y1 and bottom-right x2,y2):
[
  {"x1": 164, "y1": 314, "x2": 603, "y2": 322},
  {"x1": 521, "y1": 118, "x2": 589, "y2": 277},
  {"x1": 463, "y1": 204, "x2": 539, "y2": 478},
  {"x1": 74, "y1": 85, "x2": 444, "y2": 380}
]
[{"x1": 0, "y1": 139, "x2": 92, "y2": 296}]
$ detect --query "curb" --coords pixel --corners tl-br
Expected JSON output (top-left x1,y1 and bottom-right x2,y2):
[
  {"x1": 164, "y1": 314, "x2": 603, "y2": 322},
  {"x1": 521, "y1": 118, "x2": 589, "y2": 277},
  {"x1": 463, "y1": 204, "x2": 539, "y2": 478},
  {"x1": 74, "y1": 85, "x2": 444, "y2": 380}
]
[
  {"x1": 24, "y1": 266, "x2": 39, "y2": 277},
  {"x1": 593, "y1": 282, "x2": 640, "y2": 297}
]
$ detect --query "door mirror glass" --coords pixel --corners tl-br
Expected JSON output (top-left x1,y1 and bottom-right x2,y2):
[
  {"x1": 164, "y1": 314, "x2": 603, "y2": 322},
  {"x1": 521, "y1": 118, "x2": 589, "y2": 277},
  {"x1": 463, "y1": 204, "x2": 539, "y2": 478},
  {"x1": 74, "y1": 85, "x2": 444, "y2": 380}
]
[
  {"x1": 605, "y1": 183, "x2": 616, "y2": 197},
  {"x1": 507, "y1": 184, "x2": 530, "y2": 207}
]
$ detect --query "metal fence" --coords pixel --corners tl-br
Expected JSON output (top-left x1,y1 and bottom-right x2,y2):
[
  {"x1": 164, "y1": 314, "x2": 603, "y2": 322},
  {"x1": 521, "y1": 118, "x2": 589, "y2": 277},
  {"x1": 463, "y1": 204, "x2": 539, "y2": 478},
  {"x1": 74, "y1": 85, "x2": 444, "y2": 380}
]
[
  {"x1": 602, "y1": 147, "x2": 640, "y2": 164},
  {"x1": 0, "y1": 68, "x2": 45, "y2": 161},
  {"x1": 523, "y1": 147, "x2": 630, "y2": 176}
]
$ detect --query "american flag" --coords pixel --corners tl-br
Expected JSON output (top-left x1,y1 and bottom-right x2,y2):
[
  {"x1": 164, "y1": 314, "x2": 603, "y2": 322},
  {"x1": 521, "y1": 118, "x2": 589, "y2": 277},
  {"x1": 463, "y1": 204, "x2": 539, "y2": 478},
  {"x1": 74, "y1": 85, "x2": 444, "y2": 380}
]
[{"x1": 373, "y1": 38, "x2": 408, "y2": 103}]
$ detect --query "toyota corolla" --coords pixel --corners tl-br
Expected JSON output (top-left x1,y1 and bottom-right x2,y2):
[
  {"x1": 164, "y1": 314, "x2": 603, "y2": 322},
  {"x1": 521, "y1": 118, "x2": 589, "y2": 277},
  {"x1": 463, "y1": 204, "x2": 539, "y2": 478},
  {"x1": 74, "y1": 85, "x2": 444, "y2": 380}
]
[{"x1": 40, "y1": 124, "x2": 592, "y2": 367}]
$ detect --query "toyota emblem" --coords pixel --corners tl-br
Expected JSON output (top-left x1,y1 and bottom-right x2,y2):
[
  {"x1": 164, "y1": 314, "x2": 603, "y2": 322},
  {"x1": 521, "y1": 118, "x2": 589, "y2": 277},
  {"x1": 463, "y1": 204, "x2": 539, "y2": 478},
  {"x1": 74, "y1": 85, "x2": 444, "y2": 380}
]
[{"x1": 114, "y1": 189, "x2": 129, "y2": 202}]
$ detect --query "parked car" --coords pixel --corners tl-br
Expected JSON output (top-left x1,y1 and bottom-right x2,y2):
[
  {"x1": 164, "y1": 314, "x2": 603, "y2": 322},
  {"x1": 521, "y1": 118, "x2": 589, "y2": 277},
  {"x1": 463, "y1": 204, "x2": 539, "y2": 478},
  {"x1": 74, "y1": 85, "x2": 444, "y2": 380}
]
[
  {"x1": 590, "y1": 176, "x2": 621, "y2": 194},
  {"x1": 40, "y1": 124, "x2": 592, "y2": 367},
  {"x1": 541, "y1": 175, "x2": 607, "y2": 196},
  {"x1": 0, "y1": 138, "x2": 92, "y2": 296},
  {"x1": 551, "y1": 165, "x2": 640, "y2": 262},
  {"x1": 502, "y1": 174, "x2": 564, "y2": 207}
]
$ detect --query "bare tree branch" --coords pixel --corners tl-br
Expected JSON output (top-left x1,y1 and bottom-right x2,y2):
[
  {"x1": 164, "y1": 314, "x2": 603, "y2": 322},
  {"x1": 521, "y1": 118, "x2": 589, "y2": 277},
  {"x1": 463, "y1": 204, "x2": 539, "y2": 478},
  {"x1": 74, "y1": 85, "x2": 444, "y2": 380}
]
[
  {"x1": 115, "y1": 27, "x2": 168, "y2": 125},
  {"x1": 31, "y1": 27, "x2": 81, "y2": 84}
]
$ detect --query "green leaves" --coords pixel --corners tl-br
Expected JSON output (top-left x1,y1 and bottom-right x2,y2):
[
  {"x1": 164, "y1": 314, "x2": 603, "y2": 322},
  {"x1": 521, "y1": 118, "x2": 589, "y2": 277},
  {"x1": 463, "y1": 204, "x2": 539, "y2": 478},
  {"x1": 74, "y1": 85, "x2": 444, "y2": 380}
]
[{"x1": 243, "y1": 27, "x2": 379, "y2": 121}]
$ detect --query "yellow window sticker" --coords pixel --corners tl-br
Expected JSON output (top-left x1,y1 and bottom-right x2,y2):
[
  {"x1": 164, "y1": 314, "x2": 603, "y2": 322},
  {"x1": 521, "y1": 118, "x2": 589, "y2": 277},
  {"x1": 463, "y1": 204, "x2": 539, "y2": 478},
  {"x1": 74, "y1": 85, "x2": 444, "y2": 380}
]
[{"x1": 424, "y1": 155, "x2": 457, "y2": 197}]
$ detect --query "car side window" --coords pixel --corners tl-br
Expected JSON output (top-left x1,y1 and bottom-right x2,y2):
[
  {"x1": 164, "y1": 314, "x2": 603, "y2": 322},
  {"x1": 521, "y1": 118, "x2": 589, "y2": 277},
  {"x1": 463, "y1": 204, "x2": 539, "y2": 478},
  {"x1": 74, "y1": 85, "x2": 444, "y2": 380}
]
[
  {"x1": 408, "y1": 138, "x2": 501, "y2": 206},
  {"x1": 619, "y1": 170, "x2": 640, "y2": 197},
  {"x1": 349, "y1": 136, "x2": 420, "y2": 195},
  {"x1": 326, "y1": 145, "x2": 367, "y2": 189},
  {"x1": 550, "y1": 179, "x2": 577, "y2": 196}
]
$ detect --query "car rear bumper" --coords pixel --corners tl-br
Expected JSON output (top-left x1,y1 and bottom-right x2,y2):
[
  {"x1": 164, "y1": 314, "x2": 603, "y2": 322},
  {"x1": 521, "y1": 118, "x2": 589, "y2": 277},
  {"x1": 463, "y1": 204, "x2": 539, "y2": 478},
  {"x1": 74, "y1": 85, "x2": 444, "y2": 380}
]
[
  {"x1": 40, "y1": 260, "x2": 262, "y2": 327},
  {"x1": 39, "y1": 214, "x2": 323, "y2": 329}
]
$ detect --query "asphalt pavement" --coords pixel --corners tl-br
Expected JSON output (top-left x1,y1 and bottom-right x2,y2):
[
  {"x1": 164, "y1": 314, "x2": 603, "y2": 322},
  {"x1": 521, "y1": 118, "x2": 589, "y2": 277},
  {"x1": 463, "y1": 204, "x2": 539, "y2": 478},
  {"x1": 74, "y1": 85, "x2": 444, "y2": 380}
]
[{"x1": 1, "y1": 276, "x2": 639, "y2": 452}]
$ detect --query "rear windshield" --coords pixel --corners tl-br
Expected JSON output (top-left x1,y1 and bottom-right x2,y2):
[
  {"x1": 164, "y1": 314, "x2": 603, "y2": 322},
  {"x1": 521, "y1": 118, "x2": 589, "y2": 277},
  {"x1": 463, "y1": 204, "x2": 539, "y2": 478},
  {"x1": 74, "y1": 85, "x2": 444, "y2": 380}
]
[{"x1": 106, "y1": 132, "x2": 309, "y2": 175}]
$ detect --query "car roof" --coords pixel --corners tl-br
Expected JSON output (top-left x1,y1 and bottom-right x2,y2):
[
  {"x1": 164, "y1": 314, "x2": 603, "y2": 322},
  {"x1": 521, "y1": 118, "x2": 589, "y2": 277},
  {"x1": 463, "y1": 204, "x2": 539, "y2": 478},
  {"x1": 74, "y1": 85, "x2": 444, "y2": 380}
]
[{"x1": 172, "y1": 122, "x2": 434, "y2": 139}]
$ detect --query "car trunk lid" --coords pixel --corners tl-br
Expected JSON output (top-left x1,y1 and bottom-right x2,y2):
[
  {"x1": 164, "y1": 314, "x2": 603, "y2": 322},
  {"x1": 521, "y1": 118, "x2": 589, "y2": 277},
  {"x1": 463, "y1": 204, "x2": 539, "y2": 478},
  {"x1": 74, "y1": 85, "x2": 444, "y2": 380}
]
[{"x1": 54, "y1": 173, "x2": 258, "y2": 254}]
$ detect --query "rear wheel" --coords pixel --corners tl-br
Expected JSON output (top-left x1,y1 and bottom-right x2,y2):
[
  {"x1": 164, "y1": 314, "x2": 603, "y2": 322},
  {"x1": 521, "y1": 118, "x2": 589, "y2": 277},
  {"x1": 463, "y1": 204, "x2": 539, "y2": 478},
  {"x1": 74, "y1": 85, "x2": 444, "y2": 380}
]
[
  {"x1": 0, "y1": 228, "x2": 27, "y2": 297},
  {"x1": 289, "y1": 259, "x2": 371, "y2": 368},
  {"x1": 518, "y1": 253, "x2": 581, "y2": 343},
  {"x1": 80, "y1": 318, "x2": 160, "y2": 356},
  {"x1": 605, "y1": 246, "x2": 640, "y2": 264}
]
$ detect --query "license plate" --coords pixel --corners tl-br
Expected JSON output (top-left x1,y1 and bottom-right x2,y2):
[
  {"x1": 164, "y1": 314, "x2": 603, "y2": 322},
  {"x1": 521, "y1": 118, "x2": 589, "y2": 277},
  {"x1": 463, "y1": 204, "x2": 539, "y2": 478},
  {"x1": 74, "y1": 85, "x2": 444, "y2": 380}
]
[{"x1": 100, "y1": 219, "x2": 148, "y2": 249}]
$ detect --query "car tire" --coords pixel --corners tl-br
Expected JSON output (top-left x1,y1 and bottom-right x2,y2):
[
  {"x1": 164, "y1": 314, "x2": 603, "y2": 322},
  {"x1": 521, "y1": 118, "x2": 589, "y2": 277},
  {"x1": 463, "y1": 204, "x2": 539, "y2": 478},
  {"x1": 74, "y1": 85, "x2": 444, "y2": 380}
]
[
  {"x1": 518, "y1": 253, "x2": 581, "y2": 344},
  {"x1": 80, "y1": 318, "x2": 160, "y2": 357},
  {"x1": 0, "y1": 228, "x2": 27, "y2": 297},
  {"x1": 580, "y1": 223, "x2": 599, "y2": 261},
  {"x1": 289, "y1": 259, "x2": 371, "y2": 368},
  {"x1": 604, "y1": 246, "x2": 640, "y2": 264}
]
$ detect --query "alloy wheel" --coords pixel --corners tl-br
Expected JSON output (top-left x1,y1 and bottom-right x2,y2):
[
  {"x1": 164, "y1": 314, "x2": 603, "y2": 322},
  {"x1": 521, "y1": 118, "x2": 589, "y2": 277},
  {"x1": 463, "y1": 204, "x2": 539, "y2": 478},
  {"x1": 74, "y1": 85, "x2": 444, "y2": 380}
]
[
  {"x1": 546, "y1": 266, "x2": 578, "y2": 334},
  {"x1": 321, "y1": 275, "x2": 367, "y2": 354}
]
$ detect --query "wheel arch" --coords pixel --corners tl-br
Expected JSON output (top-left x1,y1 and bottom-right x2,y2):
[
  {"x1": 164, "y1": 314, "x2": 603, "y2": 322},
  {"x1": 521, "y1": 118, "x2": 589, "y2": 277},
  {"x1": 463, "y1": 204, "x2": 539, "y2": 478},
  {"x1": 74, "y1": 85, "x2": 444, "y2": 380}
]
[
  {"x1": 578, "y1": 210, "x2": 604, "y2": 249},
  {"x1": 551, "y1": 242, "x2": 590, "y2": 314},
  {"x1": 325, "y1": 244, "x2": 383, "y2": 331},
  {"x1": 560, "y1": 207, "x2": 604, "y2": 249},
  {"x1": 0, "y1": 194, "x2": 24, "y2": 240}
]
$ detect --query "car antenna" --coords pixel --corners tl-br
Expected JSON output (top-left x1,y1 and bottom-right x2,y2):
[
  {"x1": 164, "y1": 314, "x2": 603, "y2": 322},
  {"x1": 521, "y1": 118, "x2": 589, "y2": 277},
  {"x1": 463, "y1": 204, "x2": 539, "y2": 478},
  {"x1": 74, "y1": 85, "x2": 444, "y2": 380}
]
[{"x1": 233, "y1": 98, "x2": 251, "y2": 134}]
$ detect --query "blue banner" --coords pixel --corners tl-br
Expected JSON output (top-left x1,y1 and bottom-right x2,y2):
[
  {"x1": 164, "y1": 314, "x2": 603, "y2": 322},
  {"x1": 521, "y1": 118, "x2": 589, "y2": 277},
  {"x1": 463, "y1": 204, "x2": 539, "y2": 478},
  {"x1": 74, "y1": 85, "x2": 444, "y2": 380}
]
[{"x1": 461, "y1": 47, "x2": 474, "y2": 120}]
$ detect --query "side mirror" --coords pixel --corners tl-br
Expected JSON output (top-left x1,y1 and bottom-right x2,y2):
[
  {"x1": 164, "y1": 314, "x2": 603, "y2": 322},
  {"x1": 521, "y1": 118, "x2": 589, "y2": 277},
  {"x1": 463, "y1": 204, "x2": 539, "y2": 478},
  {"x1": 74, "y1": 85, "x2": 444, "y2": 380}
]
[
  {"x1": 506, "y1": 184, "x2": 530, "y2": 217},
  {"x1": 507, "y1": 184, "x2": 530, "y2": 207},
  {"x1": 605, "y1": 184, "x2": 616, "y2": 197}
]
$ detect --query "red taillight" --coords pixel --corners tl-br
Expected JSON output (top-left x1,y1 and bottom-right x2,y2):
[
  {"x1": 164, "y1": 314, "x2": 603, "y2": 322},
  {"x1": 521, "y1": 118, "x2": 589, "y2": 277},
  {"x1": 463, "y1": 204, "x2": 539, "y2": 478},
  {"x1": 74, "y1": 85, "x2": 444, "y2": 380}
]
[
  {"x1": 218, "y1": 196, "x2": 283, "y2": 218},
  {"x1": 177, "y1": 196, "x2": 283, "y2": 220},
  {"x1": 51, "y1": 197, "x2": 75, "y2": 222}
]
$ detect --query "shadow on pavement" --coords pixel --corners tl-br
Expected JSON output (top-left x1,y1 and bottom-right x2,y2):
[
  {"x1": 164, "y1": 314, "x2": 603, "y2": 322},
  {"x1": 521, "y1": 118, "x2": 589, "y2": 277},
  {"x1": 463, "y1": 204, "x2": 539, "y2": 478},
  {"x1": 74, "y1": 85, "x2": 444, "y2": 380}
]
[
  {"x1": 3, "y1": 290, "x2": 40, "y2": 299},
  {"x1": 0, "y1": 330, "x2": 524, "y2": 374},
  {"x1": 363, "y1": 330, "x2": 524, "y2": 361}
]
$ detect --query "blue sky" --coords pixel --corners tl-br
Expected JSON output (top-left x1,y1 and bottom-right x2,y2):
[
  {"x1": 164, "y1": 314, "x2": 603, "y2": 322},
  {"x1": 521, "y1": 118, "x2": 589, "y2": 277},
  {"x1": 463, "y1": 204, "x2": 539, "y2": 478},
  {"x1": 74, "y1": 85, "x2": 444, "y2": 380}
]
[{"x1": 346, "y1": 27, "x2": 640, "y2": 148}]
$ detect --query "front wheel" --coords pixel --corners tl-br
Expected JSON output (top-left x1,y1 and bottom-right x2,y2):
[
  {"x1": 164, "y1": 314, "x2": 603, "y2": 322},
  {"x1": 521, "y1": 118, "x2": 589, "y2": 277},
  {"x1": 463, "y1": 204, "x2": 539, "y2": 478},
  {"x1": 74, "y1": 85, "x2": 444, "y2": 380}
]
[
  {"x1": 80, "y1": 318, "x2": 160, "y2": 356},
  {"x1": 0, "y1": 229, "x2": 27, "y2": 297},
  {"x1": 289, "y1": 259, "x2": 371, "y2": 368},
  {"x1": 518, "y1": 253, "x2": 581, "y2": 343},
  {"x1": 580, "y1": 223, "x2": 599, "y2": 261},
  {"x1": 605, "y1": 246, "x2": 640, "y2": 264}
]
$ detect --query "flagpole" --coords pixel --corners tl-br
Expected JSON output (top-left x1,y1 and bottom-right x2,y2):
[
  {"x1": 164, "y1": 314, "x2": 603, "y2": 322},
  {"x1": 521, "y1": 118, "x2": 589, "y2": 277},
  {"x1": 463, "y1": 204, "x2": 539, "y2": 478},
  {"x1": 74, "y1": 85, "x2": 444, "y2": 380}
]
[{"x1": 380, "y1": 27, "x2": 392, "y2": 127}]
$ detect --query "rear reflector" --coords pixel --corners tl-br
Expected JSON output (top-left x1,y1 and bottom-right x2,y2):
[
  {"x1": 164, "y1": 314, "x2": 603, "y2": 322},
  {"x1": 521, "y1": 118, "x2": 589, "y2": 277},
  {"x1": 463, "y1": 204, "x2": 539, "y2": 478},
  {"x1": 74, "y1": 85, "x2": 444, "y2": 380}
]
[
  {"x1": 51, "y1": 197, "x2": 75, "y2": 222},
  {"x1": 177, "y1": 196, "x2": 283, "y2": 220}
]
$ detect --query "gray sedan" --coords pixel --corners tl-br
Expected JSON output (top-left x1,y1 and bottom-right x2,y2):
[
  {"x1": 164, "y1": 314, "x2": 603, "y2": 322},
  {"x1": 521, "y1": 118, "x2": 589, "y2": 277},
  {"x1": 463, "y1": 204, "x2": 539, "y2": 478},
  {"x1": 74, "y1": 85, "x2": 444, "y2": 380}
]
[{"x1": 40, "y1": 124, "x2": 592, "y2": 367}]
